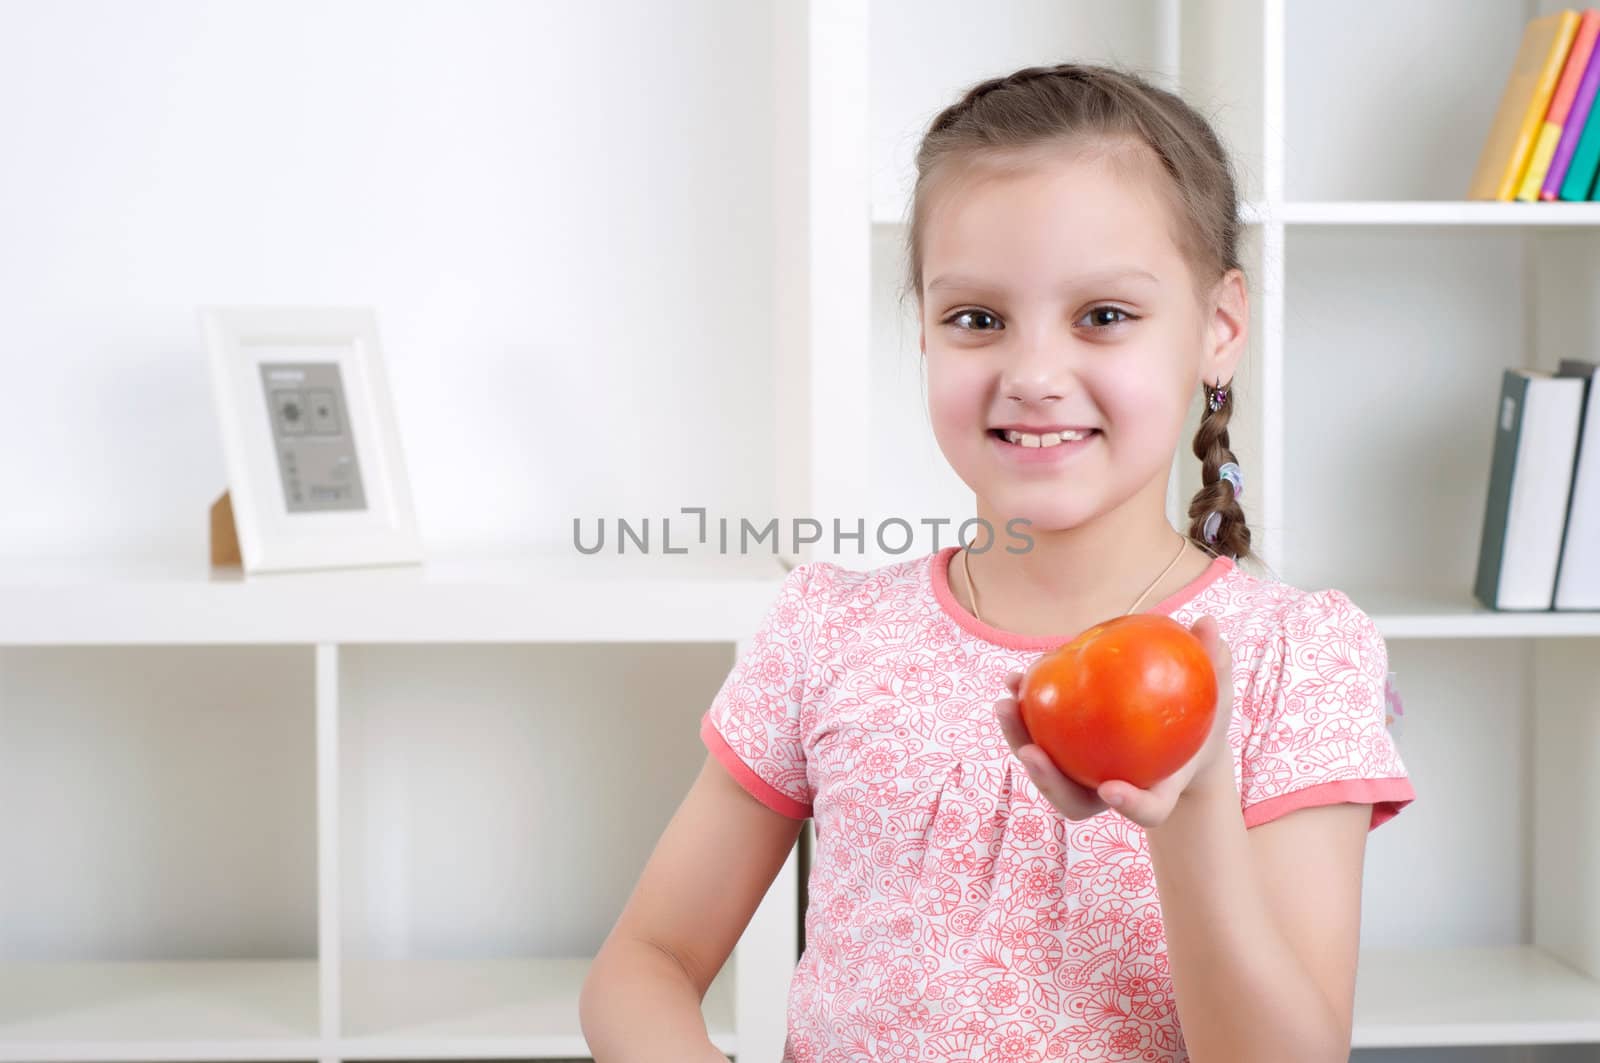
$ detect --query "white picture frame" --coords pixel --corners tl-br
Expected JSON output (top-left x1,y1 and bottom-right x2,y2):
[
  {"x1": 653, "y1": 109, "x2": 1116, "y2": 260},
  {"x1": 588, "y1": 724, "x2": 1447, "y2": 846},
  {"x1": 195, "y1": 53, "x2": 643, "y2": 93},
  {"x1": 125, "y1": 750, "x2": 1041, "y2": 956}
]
[{"x1": 200, "y1": 305, "x2": 423, "y2": 575}]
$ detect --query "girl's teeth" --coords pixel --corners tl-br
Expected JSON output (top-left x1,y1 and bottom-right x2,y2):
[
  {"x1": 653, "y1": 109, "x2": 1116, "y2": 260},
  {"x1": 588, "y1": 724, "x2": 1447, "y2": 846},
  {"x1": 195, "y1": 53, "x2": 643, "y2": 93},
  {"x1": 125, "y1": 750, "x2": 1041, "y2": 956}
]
[{"x1": 1004, "y1": 429, "x2": 1087, "y2": 448}]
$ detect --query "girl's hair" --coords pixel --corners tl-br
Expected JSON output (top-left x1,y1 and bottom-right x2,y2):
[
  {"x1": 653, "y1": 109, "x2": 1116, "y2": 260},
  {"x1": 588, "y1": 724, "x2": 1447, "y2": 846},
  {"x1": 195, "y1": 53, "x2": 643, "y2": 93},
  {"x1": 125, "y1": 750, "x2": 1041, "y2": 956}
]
[{"x1": 904, "y1": 62, "x2": 1253, "y2": 563}]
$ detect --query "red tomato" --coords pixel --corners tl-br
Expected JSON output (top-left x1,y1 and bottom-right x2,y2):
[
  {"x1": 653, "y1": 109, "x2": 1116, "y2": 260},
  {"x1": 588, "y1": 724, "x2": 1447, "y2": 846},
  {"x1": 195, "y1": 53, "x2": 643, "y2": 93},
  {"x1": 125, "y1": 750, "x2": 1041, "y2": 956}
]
[{"x1": 1017, "y1": 613, "x2": 1217, "y2": 791}]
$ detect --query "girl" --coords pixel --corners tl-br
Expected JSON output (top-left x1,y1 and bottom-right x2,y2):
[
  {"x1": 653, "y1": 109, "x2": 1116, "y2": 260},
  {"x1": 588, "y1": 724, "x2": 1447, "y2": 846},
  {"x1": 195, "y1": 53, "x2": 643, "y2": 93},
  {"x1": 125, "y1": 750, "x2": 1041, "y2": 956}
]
[{"x1": 581, "y1": 62, "x2": 1415, "y2": 1063}]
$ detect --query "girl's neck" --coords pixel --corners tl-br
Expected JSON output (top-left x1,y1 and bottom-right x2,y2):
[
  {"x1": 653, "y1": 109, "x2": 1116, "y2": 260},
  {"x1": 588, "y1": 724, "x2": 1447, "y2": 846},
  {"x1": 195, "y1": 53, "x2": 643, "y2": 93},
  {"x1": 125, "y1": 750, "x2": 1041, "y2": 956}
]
[{"x1": 956, "y1": 502, "x2": 1215, "y2": 638}]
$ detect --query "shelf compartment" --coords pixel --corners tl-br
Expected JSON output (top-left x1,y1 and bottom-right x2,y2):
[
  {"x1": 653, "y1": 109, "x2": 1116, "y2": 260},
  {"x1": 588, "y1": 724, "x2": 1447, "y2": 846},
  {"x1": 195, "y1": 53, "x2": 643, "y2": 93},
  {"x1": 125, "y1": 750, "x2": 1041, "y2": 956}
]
[
  {"x1": 338, "y1": 642, "x2": 742, "y2": 1058},
  {"x1": 339, "y1": 956, "x2": 734, "y2": 1058},
  {"x1": 1359, "y1": 642, "x2": 1529, "y2": 953},
  {"x1": 1284, "y1": 2, "x2": 1545, "y2": 203},
  {"x1": 1353, "y1": 946, "x2": 1600, "y2": 1048},
  {"x1": 1281, "y1": 225, "x2": 1554, "y2": 595},
  {"x1": 0, "y1": 645, "x2": 317, "y2": 945},
  {"x1": 1281, "y1": 222, "x2": 1600, "y2": 607},
  {"x1": 0, "y1": 645, "x2": 321, "y2": 1058},
  {"x1": 0, "y1": 959, "x2": 320, "y2": 1062},
  {"x1": 1355, "y1": 640, "x2": 1600, "y2": 1052}
]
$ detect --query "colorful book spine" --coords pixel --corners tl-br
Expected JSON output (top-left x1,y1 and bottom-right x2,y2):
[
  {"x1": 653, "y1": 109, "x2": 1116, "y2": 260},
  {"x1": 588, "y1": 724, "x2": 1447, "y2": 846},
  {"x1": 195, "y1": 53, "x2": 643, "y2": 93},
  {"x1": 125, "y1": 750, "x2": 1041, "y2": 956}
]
[
  {"x1": 1468, "y1": 9, "x2": 1579, "y2": 201},
  {"x1": 1529, "y1": 9, "x2": 1600, "y2": 199},
  {"x1": 1562, "y1": 73, "x2": 1600, "y2": 198}
]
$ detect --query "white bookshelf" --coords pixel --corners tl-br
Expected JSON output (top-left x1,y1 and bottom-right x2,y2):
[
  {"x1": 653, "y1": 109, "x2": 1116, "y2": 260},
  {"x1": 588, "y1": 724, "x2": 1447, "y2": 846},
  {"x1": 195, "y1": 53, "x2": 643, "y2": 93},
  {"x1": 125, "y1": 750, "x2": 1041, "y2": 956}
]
[
  {"x1": 3, "y1": 3, "x2": 1600, "y2": 1063},
  {"x1": 0, "y1": 557, "x2": 789, "y2": 1063}
]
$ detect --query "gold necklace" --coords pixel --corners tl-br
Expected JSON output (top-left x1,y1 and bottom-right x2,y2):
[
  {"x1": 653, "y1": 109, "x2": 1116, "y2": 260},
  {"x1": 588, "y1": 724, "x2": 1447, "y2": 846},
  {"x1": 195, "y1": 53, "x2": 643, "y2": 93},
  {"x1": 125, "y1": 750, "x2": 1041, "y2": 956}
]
[{"x1": 960, "y1": 532, "x2": 1188, "y2": 625}]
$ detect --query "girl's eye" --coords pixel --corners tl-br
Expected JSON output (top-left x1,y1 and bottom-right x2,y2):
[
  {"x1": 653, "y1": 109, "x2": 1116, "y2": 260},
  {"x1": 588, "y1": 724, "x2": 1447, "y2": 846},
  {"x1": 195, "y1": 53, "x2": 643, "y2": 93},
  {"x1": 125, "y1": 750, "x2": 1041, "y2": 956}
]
[
  {"x1": 943, "y1": 306, "x2": 1138, "y2": 331},
  {"x1": 1080, "y1": 305, "x2": 1135, "y2": 329},
  {"x1": 946, "y1": 309, "x2": 1001, "y2": 332}
]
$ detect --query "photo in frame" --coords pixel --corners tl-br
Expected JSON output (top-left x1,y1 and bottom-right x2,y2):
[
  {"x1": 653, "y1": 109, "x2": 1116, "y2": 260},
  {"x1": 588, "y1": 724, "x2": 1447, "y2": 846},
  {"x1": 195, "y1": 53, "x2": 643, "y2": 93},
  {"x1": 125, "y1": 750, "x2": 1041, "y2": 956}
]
[{"x1": 201, "y1": 305, "x2": 423, "y2": 575}]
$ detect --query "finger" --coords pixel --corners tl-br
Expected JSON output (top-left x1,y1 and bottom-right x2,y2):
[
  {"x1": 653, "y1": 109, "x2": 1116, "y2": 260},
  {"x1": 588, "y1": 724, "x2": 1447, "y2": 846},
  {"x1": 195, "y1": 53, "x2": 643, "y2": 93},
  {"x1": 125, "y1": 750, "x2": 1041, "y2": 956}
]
[
  {"x1": 1005, "y1": 670, "x2": 1024, "y2": 694},
  {"x1": 1096, "y1": 779, "x2": 1171, "y2": 829},
  {"x1": 994, "y1": 697, "x2": 1031, "y2": 753},
  {"x1": 1200, "y1": 615, "x2": 1230, "y2": 662},
  {"x1": 1020, "y1": 747, "x2": 1106, "y2": 821},
  {"x1": 1190, "y1": 614, "x2": 1232, "y2": 675}
]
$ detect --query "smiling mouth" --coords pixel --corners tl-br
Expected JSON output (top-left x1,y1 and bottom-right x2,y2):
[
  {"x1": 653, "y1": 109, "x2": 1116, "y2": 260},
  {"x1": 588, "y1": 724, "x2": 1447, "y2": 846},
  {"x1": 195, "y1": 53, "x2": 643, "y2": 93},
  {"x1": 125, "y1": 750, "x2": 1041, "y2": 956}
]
[{"x1": 989, "y1": 428, "x2": 1100, "y2": 448}]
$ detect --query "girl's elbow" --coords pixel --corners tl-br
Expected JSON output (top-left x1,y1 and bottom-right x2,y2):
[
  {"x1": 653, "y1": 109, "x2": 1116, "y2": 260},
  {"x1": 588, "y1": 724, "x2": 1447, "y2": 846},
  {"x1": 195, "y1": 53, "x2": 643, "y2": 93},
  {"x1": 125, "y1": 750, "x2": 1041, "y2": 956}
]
[{"x1": 578, "y1": 940, "x2": 620, "y2": 1040}]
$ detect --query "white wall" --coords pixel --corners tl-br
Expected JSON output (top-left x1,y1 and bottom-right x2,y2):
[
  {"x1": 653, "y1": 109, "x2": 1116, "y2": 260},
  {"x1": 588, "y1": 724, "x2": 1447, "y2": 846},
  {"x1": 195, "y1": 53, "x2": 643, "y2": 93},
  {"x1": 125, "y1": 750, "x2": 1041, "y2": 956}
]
[{"x1": 0, "y1": 1, "x2": 777, "y2": 559}]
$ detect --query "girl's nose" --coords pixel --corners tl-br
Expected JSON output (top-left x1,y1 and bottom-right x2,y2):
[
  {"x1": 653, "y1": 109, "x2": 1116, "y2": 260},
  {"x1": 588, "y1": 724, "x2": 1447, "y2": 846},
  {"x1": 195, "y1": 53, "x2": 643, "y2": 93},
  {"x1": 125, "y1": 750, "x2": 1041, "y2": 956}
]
[
  {"x1": 1001, "y1": 357, "x2": 1067, "y2": 405},
  {"x1": 1000, "y1": 321, "x2": 1075, "y2": 404}
]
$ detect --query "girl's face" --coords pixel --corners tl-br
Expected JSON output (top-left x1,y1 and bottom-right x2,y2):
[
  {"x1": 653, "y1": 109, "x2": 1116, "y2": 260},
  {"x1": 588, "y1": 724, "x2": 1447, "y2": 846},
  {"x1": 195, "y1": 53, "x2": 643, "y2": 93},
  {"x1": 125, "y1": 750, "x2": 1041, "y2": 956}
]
[{"x1": 918, "y1": 145, "x2": 1240, "y2": 534}]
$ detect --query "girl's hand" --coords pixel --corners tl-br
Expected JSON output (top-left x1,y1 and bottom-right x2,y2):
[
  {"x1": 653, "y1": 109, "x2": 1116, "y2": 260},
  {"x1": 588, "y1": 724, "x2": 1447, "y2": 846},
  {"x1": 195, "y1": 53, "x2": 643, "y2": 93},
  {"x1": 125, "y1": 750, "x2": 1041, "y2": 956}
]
[{"x1": 993, "y1": 614, "x2": 1236, "y2": 830}]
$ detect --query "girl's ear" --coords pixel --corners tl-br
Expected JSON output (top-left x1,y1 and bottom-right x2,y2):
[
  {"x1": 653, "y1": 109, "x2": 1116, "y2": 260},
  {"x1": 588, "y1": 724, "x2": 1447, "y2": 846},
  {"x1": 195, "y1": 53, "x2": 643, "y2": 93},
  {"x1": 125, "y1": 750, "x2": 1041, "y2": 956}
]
[
  {"x1": 1202, "y1": 267, "x2": 1248, "y2": 386},
  {"x1": 919, "y1": 325, "x2": 926, "y2": 356}
]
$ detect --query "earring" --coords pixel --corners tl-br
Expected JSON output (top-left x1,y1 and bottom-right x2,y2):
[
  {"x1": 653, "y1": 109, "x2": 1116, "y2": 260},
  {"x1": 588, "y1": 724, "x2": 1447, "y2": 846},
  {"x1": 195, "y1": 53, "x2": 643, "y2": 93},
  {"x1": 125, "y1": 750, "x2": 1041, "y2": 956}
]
[{"x1": 1206, "y1": 378, "x2": 1231, "y2": 413}]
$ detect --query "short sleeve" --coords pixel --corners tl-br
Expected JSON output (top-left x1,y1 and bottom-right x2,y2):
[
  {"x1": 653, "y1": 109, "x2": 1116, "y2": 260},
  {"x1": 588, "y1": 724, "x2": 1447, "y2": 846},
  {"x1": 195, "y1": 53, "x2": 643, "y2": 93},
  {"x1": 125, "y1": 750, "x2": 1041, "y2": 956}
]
[
  {"x1": 1239, "y1": 589, "x2": 1416, "y2": 832},
  {"x1": 699, "y1": 561, "x2": 825, "y2": 820}
]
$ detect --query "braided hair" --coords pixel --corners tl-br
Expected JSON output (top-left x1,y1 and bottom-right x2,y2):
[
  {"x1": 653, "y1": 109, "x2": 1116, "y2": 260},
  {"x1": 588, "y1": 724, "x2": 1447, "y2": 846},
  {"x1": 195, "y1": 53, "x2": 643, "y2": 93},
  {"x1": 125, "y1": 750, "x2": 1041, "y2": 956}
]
[
  {"x1": 1190, "y1": 379, "x2": 1250, "y2": 560},
  {"x1": 903, "y1": 62, "x2": 1254, "y2": 563}
]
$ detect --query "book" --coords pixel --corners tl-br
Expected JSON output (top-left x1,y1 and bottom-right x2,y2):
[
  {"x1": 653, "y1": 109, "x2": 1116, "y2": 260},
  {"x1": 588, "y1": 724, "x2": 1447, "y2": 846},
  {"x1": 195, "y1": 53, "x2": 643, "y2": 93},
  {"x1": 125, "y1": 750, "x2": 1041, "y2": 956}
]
[
  {"x1": 1553, "y1": 359, "x2": 1600, "y2": 609},
  {"x1": 1526, "y1": 9, "x2": 1600, "y2": 199},
  {"x1": 1545, "y1": 10, "x2": 1600, "y2": 197},
  {"x1": 1469, "y1": 10, "x2": 1580, "y2": 201},
  {"x1": 1474, "y1": 369, "x2": 1586, "y2": 610},
  {"x1": 1562, "y1": 69, "x2": 1600, "y2": 198}
]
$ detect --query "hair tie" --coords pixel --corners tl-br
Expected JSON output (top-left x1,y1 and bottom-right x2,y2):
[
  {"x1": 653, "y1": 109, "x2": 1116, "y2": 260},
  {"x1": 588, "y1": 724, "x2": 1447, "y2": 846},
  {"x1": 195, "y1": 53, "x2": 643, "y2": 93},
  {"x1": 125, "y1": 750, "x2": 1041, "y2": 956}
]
[
  {"x1": 1218, "y1": 461, "x2": 1243, "y2": 499},
  {"x1": 1202, "y1": 510, "x2": 1222, "y2": 544}
]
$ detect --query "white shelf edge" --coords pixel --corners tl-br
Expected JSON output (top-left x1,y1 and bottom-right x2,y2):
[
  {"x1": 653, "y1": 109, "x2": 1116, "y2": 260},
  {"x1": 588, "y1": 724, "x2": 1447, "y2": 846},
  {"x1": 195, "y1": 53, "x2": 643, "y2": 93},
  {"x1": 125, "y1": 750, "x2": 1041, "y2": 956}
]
[
  {"x1": 850, "y1": 199, "x2": 1600, "y2": 229},
  {"x1": 5, "y1": 948, "x2": 1596, "y2": 1057},
  {"x1": 0, "y1": 553, "x2": 790, "y2": 645},
  {"x1": 6, "y1": 566, "x2": 1595, "y2": 643},
  {"x1": 1374, "y1": 613, "x2": 1600, "y2": 640},
  {"x1": 0, "y1": 956, "x2": 736, "y2": 1061},
  {"x1": 0, "y1": 1042, "x2": 323, "y2": 1063},
  {"x1": 1276, "y1": 200, "x2": 1600, "y2": 225},
  {"x1": 0, "y1": 959, "x2": 319, "y2": 1063},
  {"x1": 339, "y1": 955, "x2": 736, "y2": 1056},
  {"x1": 1353, "y1": 945, "x2": 1600, "y2": 1047},
  {"x1": 868, "y1": 198, "x2": 1600, "y2": 228},
  {"x1": 339, "y1": 1032, "x2": 736, "y2": 1059},
  {"x1": 1347, "y1": 587, "x2": 1600, "y2": 639}
]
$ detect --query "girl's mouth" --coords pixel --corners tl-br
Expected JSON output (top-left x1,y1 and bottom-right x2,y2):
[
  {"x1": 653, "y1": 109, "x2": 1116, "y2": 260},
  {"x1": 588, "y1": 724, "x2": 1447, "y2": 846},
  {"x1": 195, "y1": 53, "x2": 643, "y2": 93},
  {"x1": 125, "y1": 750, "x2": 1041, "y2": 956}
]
[{"x1": 988, "y1": 427, "x2": 1100, "y2": 462}]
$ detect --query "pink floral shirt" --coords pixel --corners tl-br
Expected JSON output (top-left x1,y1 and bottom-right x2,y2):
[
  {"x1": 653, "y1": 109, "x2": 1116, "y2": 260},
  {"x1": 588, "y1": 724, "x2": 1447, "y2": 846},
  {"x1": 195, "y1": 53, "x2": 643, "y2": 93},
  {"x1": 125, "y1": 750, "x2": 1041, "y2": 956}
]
[{"x1": 701, "y1": 546, "x2": 1415, "y2": 1062}]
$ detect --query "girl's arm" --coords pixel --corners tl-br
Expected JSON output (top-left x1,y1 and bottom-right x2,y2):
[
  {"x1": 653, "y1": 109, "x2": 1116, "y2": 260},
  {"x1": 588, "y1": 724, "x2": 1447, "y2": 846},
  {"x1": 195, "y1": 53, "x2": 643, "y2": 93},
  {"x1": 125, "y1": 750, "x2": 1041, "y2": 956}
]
[
  {"x1": 1146, "y1": 761, "x2": 1370, "y2": 1063},
  {"x1": 579, "y1": 752, "x2": 804, "y2": 1062}
]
